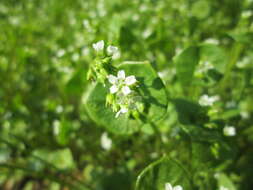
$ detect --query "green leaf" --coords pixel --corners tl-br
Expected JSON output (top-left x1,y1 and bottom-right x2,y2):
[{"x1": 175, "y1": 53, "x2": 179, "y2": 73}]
[
  {"x1": 175, "y1": 46, "x2": 199, "y2": 85},
  {"x1": 65, "y1": 67, "x2": 88, "y2": 97},
  {"x1": 172, "y1": 98, "x2": 208, "y2": 125},
  {"x1": 191, "y1": 0, "x2": 210, "y2": 19},
  {"x1": 217, "y1": 173, "x2": 236, "y2": 190},
  {"x1": 85, "y1": 61, "x2": 168, "y2": 135},
  {"x1": 199, "y1": 44, "x2": 228, "y2": 74},
  {"x1": 31, "y1": 148, "x2": 75, "y2": 170},
  {"x1": 228, "y1": 32, "x2": 253, "y2": 44},
  {"x1": 135, "y1": 157, "x2": 192, "y2": 190},
  {"x1": 55, "y1": 118, "x2": 72, "y2": 146}
]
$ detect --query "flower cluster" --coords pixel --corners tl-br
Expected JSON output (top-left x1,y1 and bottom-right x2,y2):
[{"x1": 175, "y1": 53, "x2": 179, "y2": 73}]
[
  {"x1": 87, "y1": 40, "x2": 120, "y2": 84},
  {"x1": 100, "y1": 132, "x2": 112, "y2": 150},
  {"x1": 107, "y1": 70, "x2": 140, "y2": 118},
  {"x1": 223, "y1": 126, "x2": 236, "y2": 136},
  {"x1": 198, "y1": 94, "x2": 220, "y2": 106},
  {"x1": 89, "y1": 41, "x2": 142, "y2": 118},
  {"x1": 92, "y1": 40, "x2": 120, "y2": 59},
  {"x1": 165, "y1": 182, "x2": 183, "y2": 190}
]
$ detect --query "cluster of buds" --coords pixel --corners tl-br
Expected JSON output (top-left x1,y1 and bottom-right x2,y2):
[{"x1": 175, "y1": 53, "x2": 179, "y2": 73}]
[
  {"x1": 88, "y1": 40, "x2": 144, "y2": 118},
  {"x1": 87, "y1": 40, "x2": 120, "y2": 84}
]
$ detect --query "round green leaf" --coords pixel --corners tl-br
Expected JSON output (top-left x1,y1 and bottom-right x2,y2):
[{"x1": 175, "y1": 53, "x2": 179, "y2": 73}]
[
  {"x1": 199, "y1": 44, "x2": 228, "y2": 74},
  {"x1": 84, "y1": 61, "x2": 168, "y2": 135},
  {"x1": 175, "y1": 46, "x2": 199, "y2": 85},
  {"x1": 135, "y1": 157, "x2": 192, "y2": 190}
]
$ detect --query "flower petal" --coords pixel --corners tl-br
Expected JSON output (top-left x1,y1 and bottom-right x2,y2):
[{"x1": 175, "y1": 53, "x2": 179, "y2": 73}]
[
  {"x1": 120, "y1": 107, "x2": 128, "y2": 113},
  {"x1": 223, "y1": 126, "x2": 236, "y2": 136},
  {"x1": 125, "y1": 75, "x2": 136, "y2": 85},
  {"x1": 122, "y1": 86, "x2": 131, "y2": 95},
  {"x1": 173, "y1": 185, "x2": 183, "y2": 190},
  {"x1": 117, "y1": 70, "x2": 125, "y2": 79},
  {"x1": 110, "y1": 85, "x2": 118, "y2": 94},
  {"x1": 107, "y1": 45, "x2": 118, "y2": 55},
  {"x1": 165, "y1": 183, "x2": 173, "y2": 190},
  {"x1": 108, "y1": 75, "x2": 118, "y2": 84},
  {"x1": 115, "y1": 107, "x2": 128, "y2": 118},
  {"x1": 115, "y1": 110, "x2": 121, "y2": 118},
  {"x1": 100, "y1": 133, "x2": 112, "y2": 150}
]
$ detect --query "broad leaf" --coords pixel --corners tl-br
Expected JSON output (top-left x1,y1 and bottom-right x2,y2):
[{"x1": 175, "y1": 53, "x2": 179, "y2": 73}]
[
  {"x1": 217, "y1": 173, "x2": 236, "y2": 190},
  {"x1": 85, "y1": 61, "x2": 168, "y2": 135},
  {"x1": 31, "y1": 148, "x2": 75, "y2": 170},
  {"x1": 135, "y1": 157, "x2": 192, "y2": 190},
  {"x1": 175, "y1": 46, "x2": 199, "y2": 85},
  {"x1": 199, "y1": 44, "x2": 228, "y2": 74}
]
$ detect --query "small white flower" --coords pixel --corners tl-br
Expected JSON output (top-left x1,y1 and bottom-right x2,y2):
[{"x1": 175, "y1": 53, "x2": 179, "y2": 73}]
[
  {"x1": 107, "y1": 45, "x2": 119, "y2": 55},
  {"x1": 71, "y1": 53, "x2": 79, "y2": 61},
  {"x1": 92, "y1": 40, "x2": 104, "y2": 52},
  {"x1": 199, "y1": 94, "x2": 220, "y2": 106},
  {"x1": 223, "y1": 126, "x2": 236, "y2": 136},
  {"x1": 165, "y1": 183, "x2": 183, "y2": 190},
  {"x1": 122, "y1": 86, "x2": 131, "y2": 95},
  {"x1": 57, "y1": 49, "x2": 65, "y2": 57},
  {"x1": 100, "y1": 132, "x2": 112, "y2": 150},
  {"x1": 108, "y1": 70, "x2": 137, "y2": 95},
  {"x1": 110, "y1": 85, "x2": 118, "y2": 94},
  {"x1": 56, "y1": 105, "x2": 63, "y2": 113},
  {"x1": 125, "y1": 76, "x2": 137, "y2": 85},
  {"x1": 196, "y1": 61, "x2": 214, "y2": 74},
  {"x1": 107, "y1": 70, "x2": 138, "y2": 117},
  {"x1": 220, "y1": 186, "x2": 229, "y2": 190},
  {"x1": 115, "y1": 107, "x2": 128, "y2": 118},
  {"x1": 240, "y1": 111, "x2": 249, "y2": 119},
  {"x1": 53, "y1": 120, "x2": 60, "y2": 135},
  {"x1": 82, "y1": 19, "x2": 90, "y2": 28},
  {"x1": 204, "y1": 38, "x2": 219, "y2": 45}
]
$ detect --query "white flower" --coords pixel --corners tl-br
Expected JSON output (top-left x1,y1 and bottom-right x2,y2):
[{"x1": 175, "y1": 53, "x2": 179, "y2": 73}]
[
  {"x1": 92, "y1": 40, "x2": 104, "y2": 52},
  {"x1": 204, "y1": 38, "x2": 219, "y2": 45},
  {"x1": 53, "y1": 120, "x2": 60, "y2": 135},
  {"x1": 56, "y1": 105, "x2": 63, "y2": 113},
  {"x1": 223, "y1": 126, "x2": 236, "y2": 136},
  {"x1": 107, "y1": 45, "x2": 119, "y2": 56},
  {"x1": 108, "y1": 70, "x2": 137, "y2": 95},
  {"x1": 115, "y1": 107, "x2": 128, "y2": 118},
  {"x1": 100, "y1": 132, "x2": 112, "y2": 150},
  {"x1": 199, "y1": 94, "x2": 220, "y2": 106},
  {"x1": 165, "y1": 183, "x2": 183, "y2": 190},
  {"x1": 71, "y1": 53, "x2": 79, "y2": 61},
  {"x1": 57, "y1": 49, "x2": 65, "y2": 57},
  {"x1": 198, "y1": 61, "x2": 214, "y2": 73},
  {"x1": 220, "y1": 186, "x2": 229, "y2": 190},
  {"x1": 240, "y1": 111, "x2": 249, "y2": 119},
  {"x1": 107, "y1": 70, "x2": 138, "y2": 117}
]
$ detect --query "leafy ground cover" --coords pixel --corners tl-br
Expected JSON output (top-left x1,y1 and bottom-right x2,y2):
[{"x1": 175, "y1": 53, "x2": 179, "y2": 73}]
[{"x1": 0, "y1": 0, "x2": 253, "y2": 189}]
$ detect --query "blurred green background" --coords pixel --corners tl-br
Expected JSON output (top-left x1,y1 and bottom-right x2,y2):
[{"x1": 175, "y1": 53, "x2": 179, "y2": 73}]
[{"x1": 0, "y1": 0, "x2": 253, "y2": 189}]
